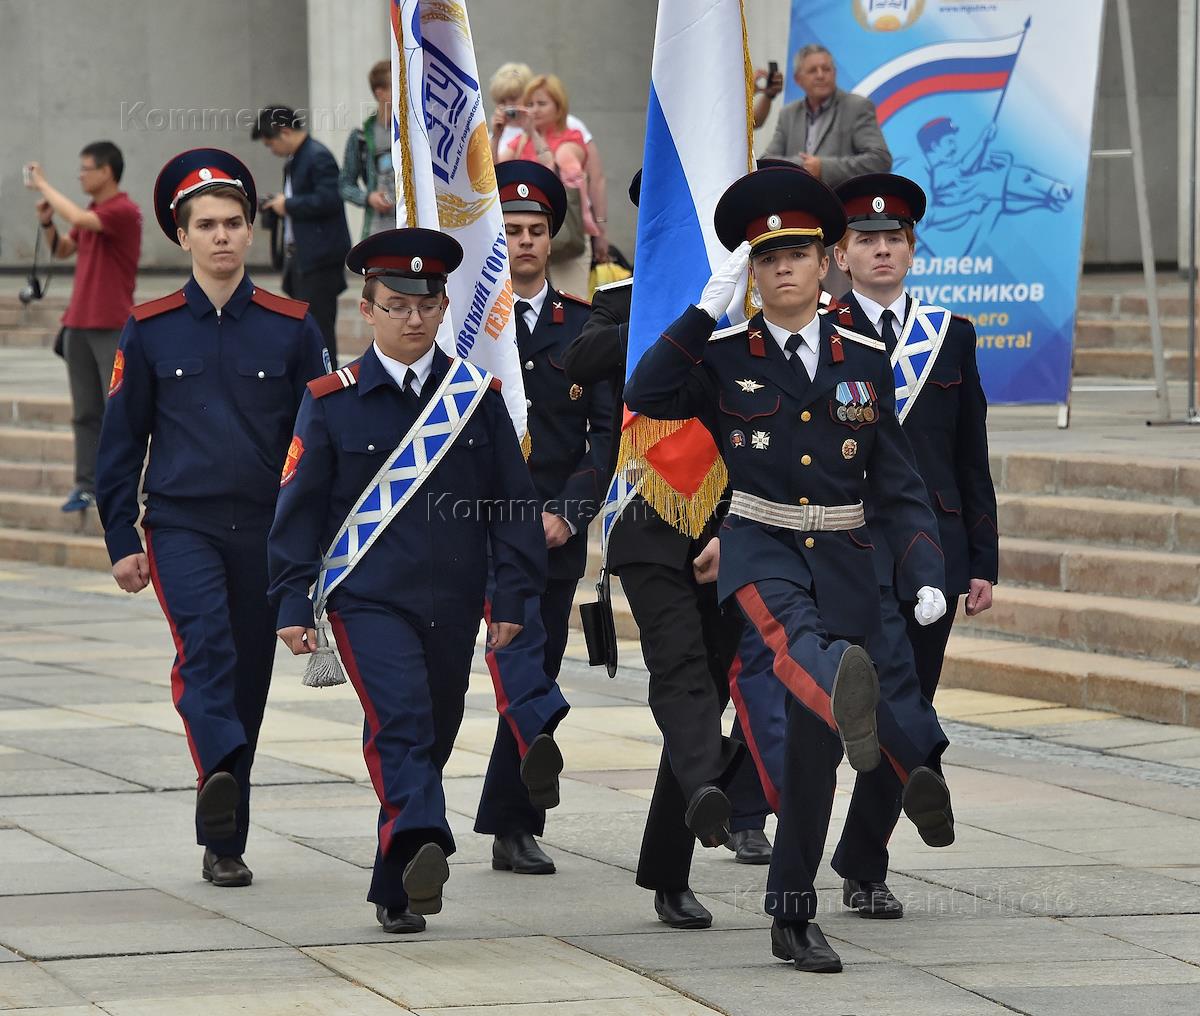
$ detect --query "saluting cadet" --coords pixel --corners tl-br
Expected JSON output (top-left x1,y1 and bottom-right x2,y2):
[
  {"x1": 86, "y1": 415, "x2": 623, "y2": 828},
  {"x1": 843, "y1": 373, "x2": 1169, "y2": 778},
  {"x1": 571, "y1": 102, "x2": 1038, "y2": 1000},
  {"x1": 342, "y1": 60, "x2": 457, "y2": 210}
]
[
  {"x1": 268, "y1": 228, "x2": 554, "y2": 934},
  {"x1": 95, "y1": 149, "x2": 328, "y2": 888},
  {"x1": 829, "y1": 173, "x2": 998, "y2": 920},
  {"x1": 623, "y1": 167, "x2": 954, "y2": 973},
  {"x1": 564, "y1": 170, "x2": 772, "y2": 933},
  {"x1": 474, "y1": 161, "x2": 614, "y2": 877}
]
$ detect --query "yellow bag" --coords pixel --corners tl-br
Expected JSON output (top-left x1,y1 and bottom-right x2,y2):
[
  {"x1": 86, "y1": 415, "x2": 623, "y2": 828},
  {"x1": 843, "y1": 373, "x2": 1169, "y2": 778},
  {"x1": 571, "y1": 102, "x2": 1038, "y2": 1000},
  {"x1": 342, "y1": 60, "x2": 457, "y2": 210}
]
[{"x1": 589, "y1": 260, "x2": 632, "y2": 299}]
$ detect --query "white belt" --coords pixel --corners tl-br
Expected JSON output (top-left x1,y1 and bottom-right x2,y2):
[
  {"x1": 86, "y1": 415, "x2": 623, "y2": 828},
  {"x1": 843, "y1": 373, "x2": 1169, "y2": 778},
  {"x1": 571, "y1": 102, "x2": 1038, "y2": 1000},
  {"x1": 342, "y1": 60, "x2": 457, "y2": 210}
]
[{"x1": 728, "y1": 490, "x2": 865, "y2": 532}]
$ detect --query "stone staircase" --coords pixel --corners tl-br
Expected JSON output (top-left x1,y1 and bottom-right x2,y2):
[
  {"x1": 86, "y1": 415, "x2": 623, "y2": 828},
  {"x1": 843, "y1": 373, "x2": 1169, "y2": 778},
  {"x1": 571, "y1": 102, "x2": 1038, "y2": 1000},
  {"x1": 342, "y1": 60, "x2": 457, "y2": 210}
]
[{"x1": 1075, "y1": 281, "x2": 1195, "y2": 381}]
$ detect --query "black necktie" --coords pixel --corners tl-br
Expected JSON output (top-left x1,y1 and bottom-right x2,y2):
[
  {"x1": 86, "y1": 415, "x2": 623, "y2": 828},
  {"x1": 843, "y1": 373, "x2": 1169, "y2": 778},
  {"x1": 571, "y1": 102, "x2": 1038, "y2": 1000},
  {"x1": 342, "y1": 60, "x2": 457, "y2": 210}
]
[
  {"x1": 880, "y1": 309, "x2": 898, "y2": 351},
  {"x1": 401, "y1": 367, "x2": 417, "y2": 397},
  {"x1": 515, "y1": 300, "x2": 533, "y2": 344},
  {"x1": 784, "y1": 332, "x2": 805, "y2": 358}
]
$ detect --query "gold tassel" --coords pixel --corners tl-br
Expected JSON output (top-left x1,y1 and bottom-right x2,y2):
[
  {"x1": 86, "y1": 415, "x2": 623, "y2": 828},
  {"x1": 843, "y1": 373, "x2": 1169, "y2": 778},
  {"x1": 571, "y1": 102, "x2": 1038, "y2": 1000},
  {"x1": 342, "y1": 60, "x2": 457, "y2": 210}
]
[{"x1": 520, "y1": 430, "x2": 533, "y2": 462}]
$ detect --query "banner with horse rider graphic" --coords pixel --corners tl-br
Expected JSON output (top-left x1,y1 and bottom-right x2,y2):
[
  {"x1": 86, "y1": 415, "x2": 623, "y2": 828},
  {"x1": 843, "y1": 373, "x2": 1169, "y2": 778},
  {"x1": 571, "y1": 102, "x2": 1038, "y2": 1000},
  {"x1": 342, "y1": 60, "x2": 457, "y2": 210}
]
[{"x1": 785, "y1": 1, "x2": 1105, "y2": 406}]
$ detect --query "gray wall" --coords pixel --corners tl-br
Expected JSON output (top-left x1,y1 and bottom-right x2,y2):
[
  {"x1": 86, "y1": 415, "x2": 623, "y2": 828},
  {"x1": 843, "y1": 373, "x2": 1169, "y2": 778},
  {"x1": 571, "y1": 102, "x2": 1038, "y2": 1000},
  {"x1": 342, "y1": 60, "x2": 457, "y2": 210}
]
[{"x1": 0, "y1": 0, "x2": 310, "y2": 269}]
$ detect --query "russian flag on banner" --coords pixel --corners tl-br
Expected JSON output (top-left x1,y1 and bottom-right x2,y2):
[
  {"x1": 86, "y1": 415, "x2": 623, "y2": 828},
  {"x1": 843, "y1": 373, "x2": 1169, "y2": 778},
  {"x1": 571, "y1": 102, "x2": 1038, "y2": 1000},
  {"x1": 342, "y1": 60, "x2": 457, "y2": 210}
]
[
  {"x1": 391, "y1": 0, "x2": 526, "y2": 438},
  {"x1": 853, "y1": 21, "x2": 1029, "y2": 126},
  {"x1": 622, "y1": 0, "x2": 752, "y2": 537}
]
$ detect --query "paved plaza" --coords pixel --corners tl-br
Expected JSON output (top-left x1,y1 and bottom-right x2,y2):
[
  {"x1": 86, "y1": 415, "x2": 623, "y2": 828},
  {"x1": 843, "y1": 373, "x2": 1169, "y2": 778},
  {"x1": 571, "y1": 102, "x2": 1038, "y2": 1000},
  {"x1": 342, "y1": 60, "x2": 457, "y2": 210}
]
[{"x1": 0, "y1": 561, "x2": 1199, "y2": 1015}]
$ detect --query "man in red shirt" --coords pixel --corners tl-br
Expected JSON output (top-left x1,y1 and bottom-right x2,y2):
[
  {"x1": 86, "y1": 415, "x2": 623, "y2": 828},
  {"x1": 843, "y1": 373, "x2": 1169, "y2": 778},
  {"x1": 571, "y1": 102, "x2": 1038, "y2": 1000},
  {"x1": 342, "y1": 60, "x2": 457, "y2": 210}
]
[{"x1": 25, "y1": 142, "x2": 143, "y2": 512}]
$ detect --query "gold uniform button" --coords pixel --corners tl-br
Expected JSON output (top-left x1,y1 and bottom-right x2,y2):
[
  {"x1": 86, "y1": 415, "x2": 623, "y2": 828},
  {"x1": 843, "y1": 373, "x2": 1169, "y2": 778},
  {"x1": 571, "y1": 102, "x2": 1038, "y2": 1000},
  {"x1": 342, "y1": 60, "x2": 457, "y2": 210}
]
[
  {"x1": 799, "y1": 497, "x2": 809, "y2": 505},
  {"x1": 801, "y1": 411, "x2": 811, "y2": 422},
  {"x1": 804, "y1": 537, "x2": 815, "y2": 549},
  {"x1": 801, "y1": 454, "x2": 812, "y2": 466}
]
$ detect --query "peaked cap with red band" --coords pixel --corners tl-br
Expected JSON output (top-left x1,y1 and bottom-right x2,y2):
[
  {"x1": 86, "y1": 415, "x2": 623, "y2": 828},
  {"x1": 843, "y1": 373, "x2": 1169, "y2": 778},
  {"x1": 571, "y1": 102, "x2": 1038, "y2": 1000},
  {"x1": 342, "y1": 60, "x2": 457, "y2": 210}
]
[
  {"x1": 714, "y1": 167, "x2": 846, "y2": 256},
  {"x1": 835, "y1": 172, "x2": 927, "y2": 233},
  {"x1": 495, "y1": 160, "x2": 568, "y2": 236},
  {"x1": 345, "y1": 227, "x2": 464, "y2": 296},
  {"x1": 153, "y1": 148, "x2": 256, "y2": 243}
]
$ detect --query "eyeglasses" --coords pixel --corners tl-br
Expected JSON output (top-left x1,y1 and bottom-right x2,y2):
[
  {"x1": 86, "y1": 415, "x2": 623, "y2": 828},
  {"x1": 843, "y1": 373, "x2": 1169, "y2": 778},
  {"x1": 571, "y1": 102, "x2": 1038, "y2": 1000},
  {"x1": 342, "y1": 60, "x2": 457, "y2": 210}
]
[{"x1": 372, "y1": 301, "x2": 443, "y2": 320}]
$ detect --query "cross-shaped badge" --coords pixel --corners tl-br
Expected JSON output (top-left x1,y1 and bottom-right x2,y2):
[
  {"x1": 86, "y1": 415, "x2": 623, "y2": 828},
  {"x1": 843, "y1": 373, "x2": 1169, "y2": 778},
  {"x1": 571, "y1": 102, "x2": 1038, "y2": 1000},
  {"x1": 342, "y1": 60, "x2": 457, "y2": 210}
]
[{"x1": 751, "y1": 430, "x2": 770, "y2": 450}]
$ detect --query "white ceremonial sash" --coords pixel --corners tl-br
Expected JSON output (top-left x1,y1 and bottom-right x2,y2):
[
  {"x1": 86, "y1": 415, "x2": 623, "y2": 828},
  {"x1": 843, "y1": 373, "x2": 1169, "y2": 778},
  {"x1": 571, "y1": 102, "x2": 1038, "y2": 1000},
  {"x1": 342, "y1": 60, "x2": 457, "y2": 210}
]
[
  {"x1": 892, "y1": 297, "x2": 952, "y2": 424},
  {"x1": 313, "y1": 357, "x2": 492, "y2": 615},
  {"x1": 598, "y1": 465, "x2": 642, "y2": 569}
]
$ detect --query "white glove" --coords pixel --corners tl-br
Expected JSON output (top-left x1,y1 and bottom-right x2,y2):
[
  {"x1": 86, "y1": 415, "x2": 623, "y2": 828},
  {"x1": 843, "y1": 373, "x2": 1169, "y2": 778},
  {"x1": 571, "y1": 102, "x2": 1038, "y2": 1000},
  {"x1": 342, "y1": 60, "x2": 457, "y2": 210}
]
[
  {"x1": 914, "y1": 586, "x2": 947, "y2": 627},
  {"x1": 697, "y1": 241, "x2": 752, "y2": 320}
]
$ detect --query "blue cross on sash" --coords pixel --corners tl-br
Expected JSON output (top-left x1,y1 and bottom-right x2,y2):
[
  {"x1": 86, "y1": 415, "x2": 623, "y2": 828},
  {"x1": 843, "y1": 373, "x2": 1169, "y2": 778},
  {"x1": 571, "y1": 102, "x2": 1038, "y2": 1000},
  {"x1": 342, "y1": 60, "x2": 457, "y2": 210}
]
[
  {"x1": 892, "y1": 297, "x2": 952, "y2": 423},
  {"x1": 313, "y1": 357, "x2": 493, "y2": 615}
]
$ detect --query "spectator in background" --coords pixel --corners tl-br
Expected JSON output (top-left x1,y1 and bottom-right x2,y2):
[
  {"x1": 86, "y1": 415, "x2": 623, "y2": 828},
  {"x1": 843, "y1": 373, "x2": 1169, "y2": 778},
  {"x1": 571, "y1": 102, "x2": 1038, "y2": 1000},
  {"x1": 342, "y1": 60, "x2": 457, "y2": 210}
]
[
  {"x1": 489, "y1": 64, "x2": 609, "y2": 269},
  {"x1": 24, "y1": 142, "x2": 142, "y2": 513},
  {"x1": 340, "y1": 60, "x2": 397, "y2": 239},
  {"x1": 253, "y1": 106, "x2": 351, "y2": 368},
  {"x1": 760, "y1": 44, "x2": 892, "y2": 188},
  {"x1": 497, "y1": 74, "x2": 600, "y2": 296},
  {"x1": 752, "y1": 64, "x2": 785, "y2": 129}
]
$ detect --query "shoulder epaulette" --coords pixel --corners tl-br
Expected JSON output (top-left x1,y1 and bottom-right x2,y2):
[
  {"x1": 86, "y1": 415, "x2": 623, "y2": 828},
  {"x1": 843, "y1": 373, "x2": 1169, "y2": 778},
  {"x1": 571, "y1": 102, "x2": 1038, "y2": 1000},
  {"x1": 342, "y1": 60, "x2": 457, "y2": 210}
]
[
  {"x1": 951, "y1": 312, "x2": 972, "y2": 323},
  {"x1": 833, "y1": 324, "x2": 886, "y2": 352},
  {"x1": 307, "y1": 363, "x2": 361, "y2": 398},
  {"x1": 251, "y1": 287, "x2": 309, "y2": 320},
  {"x1": 488, "y1": 376, "x2": 502, "y2": 392},
  {"x1": 131, "y1": 290, "x2": 187, "y2": 322},
  {"x1": 709, "y1": 322, "x2": 747, "y2": 342},
  {"x1": 595, "y1": 277, "x2": 633, "y2": 293},
  {"x1": 557, "y1": 291, "x2": 591, "y2": 308}
]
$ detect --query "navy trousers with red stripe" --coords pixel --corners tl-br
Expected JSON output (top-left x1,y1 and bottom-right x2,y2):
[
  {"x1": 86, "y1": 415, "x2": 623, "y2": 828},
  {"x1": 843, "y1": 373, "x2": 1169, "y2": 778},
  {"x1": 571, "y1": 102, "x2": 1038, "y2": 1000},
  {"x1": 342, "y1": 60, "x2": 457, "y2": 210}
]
[
  {"x1": 832, "y1": 588, "x2": 957, "y2": 883},
  {"x1": 730, "y1": 578, "x2": 947, "y2": 921},
  {"x1": 475, "y1": 576, "x2": 573, "y2": 837},
  {"x1": 145, "y1": 524, "x2": 276, "y2": 857},
  {"x1": 329, "y1": 599, "x2": 477, "y2": 908}
]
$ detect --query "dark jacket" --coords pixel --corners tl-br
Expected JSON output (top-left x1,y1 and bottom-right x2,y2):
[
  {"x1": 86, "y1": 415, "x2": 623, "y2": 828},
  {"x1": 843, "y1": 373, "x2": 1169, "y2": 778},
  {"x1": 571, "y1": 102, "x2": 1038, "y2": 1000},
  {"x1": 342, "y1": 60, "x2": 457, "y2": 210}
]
[
  {"x1": 624, "y1": 305, "x2": 944, "y2": 637},
  {"x1": 283, "y1": 136, "x2": 353, "y2": 275},
  {"x1": 845, "y1": 293, "x2": 999, "y2": 595}
]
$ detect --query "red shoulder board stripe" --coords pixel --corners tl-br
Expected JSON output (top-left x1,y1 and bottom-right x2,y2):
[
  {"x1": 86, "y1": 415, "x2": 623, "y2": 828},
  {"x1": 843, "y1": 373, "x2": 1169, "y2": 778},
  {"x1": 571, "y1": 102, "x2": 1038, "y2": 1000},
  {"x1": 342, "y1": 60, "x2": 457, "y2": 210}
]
[
  {"x1": 951, "y1": 312, "x2": 972, "y2": 323},
  {"x1": 557, "y1": 291, "x2": 591, "y2": 308},
  {"x1": 131, "y1": 290, "x2": 187, "y2": 322},
  {"x1": 307, "y1": 363, "x2": 361, "y2": 399},
  {"x1": 252, "y1": 287, "x2": 309, "y2": 319},
  {"x1": 488, "y1": 376, "x2": 503, "y2": 392}
]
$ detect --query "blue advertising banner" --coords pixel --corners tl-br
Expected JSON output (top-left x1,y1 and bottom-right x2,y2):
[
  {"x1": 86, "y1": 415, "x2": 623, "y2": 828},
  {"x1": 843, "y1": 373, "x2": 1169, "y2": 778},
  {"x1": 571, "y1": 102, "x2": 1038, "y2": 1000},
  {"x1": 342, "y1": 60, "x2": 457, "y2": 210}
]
[{"x1": 783, "y1": 1, "x2": 1105, "y2": 404}]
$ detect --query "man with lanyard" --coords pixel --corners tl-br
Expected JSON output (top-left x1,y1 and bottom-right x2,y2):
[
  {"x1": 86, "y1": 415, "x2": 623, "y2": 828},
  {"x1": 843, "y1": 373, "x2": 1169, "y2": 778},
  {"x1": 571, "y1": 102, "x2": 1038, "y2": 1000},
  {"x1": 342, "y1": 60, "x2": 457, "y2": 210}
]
[
  {"x1": 96, "y1": 149, "x2": 328, "y2": 888},
  {"x1": 828, "y1": 173, "x2": 998, "y2": 919},
  {"x1": 624, "y1": 167, "x2": 955, "y2": 973},
  {"x1": 564, "y1": 170, "x2": 772, "y2": 933},
  {"x1": 268, "y1": 228, "x2": 555, "y2": 934},
  {"x1": 474, "y1": 161, "x2": 614, "y2": 877}
]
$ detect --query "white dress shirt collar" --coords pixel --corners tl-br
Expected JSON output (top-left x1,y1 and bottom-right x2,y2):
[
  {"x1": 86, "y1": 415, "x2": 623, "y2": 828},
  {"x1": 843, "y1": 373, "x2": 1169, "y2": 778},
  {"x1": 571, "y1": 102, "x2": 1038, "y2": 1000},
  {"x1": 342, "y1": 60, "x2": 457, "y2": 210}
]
[
  {"x1": 762, "y1": 311, "x2": 822, "y2": 380},
  {"x1": 853, "y1": 289, "x2": 908, "y2": 336},
  {"x1": 516, "y1": 281, "x2": 549, "y2": 331},
  {"x1": 373, "y1": 340, "x2": 437, "y2": 396}
]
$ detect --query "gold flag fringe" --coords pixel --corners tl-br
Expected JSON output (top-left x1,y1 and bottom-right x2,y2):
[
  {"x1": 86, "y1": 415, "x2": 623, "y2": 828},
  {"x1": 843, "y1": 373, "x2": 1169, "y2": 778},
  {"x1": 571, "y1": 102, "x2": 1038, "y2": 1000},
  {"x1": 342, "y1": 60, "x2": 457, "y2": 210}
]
[
  {"x1": 520, "y1": 430, "x2": 532, "y2": 462},
  {"x1": 616, "y1": 418, "x2": 727, "y2": 539}
]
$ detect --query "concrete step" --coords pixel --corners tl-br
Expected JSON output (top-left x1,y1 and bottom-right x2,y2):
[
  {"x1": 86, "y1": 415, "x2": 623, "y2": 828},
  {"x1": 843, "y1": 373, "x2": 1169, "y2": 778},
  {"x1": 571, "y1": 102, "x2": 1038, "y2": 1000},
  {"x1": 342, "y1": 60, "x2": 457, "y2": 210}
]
[
  {"x1": 1076, "y1": 318, "x2": 1194, "y2": 351},
  {"x1": 0, "y1": 327, "x2": 57, "y2": 349},
  {"x1": 0, "y1": 491, "x2": 103, "y2": 536},
  {"x1": 941, "y1": 633, "x2": 1200, "y2": 728},
  {"x1": 1077, "y1": 292, "x2": 1195, "y2": 319},
  {"x1": 0, "y1": 425, "x2": 75, "y2": 465},
  {"x1": 997, "y1": 492, "x2": 1200, "y2": 553},
  {"x1": 994, "y1": 451, "x2": 1200, "y2": 505},
  {"x1": 1073, "y1": 348, "x2": 1191, "y2": 380},
  {"x1": 0, "y1": 460, "x2": 74, "y2": 496},
  {"x1": 957, "y1": 584, "x2": 1200, "y2": 668},
  {"x1": 0, "y1": 525, "x2": 109, "y2": 571},
  {"x1": 1001, "y1": 536, "x2": 1200, "y2": 605},
  {"x1": 0, "y1": 396, "x2": 72, "y2": 429}
]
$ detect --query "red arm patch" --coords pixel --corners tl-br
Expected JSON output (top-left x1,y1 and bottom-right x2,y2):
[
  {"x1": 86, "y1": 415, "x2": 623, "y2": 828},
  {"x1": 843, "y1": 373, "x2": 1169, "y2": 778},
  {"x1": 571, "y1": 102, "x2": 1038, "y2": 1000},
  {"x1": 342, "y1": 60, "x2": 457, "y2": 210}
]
[
  {"x1": 108, "y1": 349, "x2": 126, "y2": 397},
  {"x1": 131, "y1": 290, "x2": 186, "y2": 322},
  {"x1": 280, "y1": 435, "x2": 304, "y2": 487},
  {"x1": 251, "y1": 287, "x2": 309, "y2": 320}
]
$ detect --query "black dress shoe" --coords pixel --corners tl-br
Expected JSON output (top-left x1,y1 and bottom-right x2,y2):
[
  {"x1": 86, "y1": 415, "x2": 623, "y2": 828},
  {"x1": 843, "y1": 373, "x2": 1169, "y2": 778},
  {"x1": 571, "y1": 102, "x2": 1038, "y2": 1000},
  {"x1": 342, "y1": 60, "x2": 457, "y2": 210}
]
[
  {"x1": 843, "y1": 878, "x2": 904, "y2": 919},
  {"x1": 202, "y1": 849, "x2": 252, "y2": 888},
  {"x1": 684, "y1": 785, "x2": 731, "y2": 848},
  {"x1": 375, "y1": 903, "x2": 426, "y2": 934},
  {"x1": 492, "y1": 832, "x2": 556, "y2": 874},
  {"x1": 403, "y1": 842, "x2": 450, "y2": 915},
  {"x1": 654, "y1": 889, "x2": 713, "y2": 929},
  {"x1": 830, "y1": 645, "x2": 881, "y2": 773},
  {"x1": 770, "y1": 919, "x2": 843, "y2": 973},
  {"x1": 724, "y1": 828, "x2": 772, "y2": 864},
  {"x1": 196, "y1": 771, "x2": 239, "y2": 842},
  {"x1": 902, "y1": 766, "x2": 955, "y2": 847},
  {"x1": 520, "y1": 733, "x2": 564, "y2": 810}
]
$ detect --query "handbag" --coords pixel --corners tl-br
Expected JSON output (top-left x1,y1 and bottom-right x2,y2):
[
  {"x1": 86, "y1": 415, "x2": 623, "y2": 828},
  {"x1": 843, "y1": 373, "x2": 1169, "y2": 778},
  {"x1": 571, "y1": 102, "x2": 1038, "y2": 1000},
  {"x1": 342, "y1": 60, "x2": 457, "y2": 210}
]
[
  {"x1": 548, "y1": 182, "x2": 588, "y2": 263},
  {"x1": 578, "y1": 567, "x2": 618, "y2": 678}
]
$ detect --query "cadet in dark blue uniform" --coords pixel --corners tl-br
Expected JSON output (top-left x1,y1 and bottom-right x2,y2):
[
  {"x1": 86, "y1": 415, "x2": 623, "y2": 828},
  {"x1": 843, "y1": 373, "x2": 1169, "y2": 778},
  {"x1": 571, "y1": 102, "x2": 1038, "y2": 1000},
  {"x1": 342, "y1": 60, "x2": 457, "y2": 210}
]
[
  {"x1": 624, "y1": 168, "x2": 954, "y2": 973},
  {"x1": 268, "y1": 228, "x2": 552, "y2": 934},
  {"x1": 96, "y1": 149, "x2": 328, "y2": 888},
  {"x1": 475, "y1": 162, "x2": 614, "y2": 876},
  {"x1": 828, "y1": 174, "x2": 998, "y2": 919}
]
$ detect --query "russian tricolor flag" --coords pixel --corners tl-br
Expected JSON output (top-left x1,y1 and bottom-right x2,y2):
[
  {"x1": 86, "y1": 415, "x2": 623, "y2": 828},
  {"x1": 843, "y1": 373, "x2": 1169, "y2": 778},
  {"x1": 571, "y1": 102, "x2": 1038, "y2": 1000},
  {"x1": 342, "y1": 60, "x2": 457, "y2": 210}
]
[{"x1": 854, "y1": 25, "x2": 1028, "y2": 126}]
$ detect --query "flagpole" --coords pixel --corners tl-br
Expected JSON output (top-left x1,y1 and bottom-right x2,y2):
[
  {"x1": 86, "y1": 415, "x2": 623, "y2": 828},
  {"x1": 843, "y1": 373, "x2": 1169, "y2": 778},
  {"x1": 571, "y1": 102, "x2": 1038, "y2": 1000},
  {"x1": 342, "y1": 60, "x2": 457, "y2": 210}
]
[{"x1": 990, "y1": 16, "x2": 1032, "y2": 125}]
